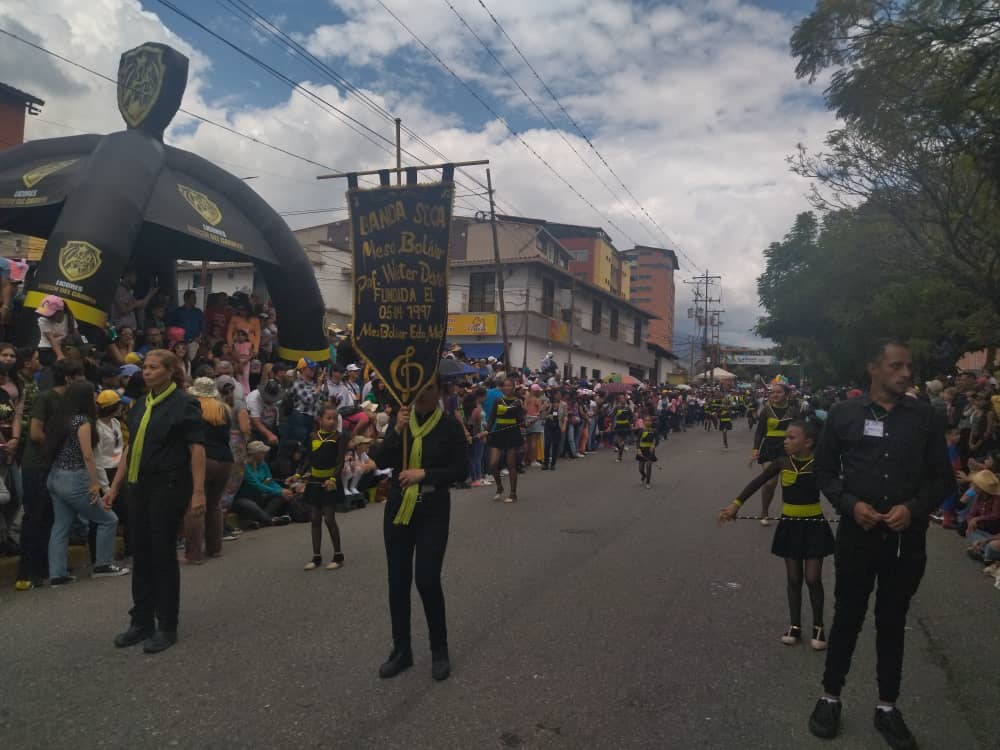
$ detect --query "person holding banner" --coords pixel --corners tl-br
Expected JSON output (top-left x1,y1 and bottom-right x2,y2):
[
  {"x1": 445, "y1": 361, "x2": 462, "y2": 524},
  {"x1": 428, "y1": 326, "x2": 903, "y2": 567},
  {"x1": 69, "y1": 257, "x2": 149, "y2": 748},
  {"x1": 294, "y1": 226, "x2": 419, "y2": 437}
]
[{"x1": 375, "y1": 374, "x2": 466, "y2": 681}]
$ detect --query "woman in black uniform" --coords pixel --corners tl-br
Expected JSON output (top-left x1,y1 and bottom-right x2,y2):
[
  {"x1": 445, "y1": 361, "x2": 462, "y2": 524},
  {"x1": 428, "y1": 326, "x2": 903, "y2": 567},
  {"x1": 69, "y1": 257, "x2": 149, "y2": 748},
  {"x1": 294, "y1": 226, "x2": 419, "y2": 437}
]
[
  {"x1": 107, "y1": 349, "x2": 205, "y2": 654},
  {"x1": 487, "y1": 378, "x2": 525, "y2": 503},
  {"x1": 720, "y1": 419, "x2": 833, "y2": 650},
  {"x1": 751, "y1": 380, "x2": 800, "y2": 525},
  {"x1": 612, "y1": 394, "x2": 633, "y2": 462},
  {"x1": 375, "y1": 374, "x2": 466, "y2": 681}
]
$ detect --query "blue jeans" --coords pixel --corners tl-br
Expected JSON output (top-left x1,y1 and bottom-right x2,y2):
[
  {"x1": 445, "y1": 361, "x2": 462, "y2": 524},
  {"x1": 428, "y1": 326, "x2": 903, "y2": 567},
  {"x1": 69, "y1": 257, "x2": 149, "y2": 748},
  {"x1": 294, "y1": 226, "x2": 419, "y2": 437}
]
[
  {"x1": 562, "y1": 423, "x2": 580, "y2": 457},
  {"x1": 286, "y1": 411, "x2": 314, "y2": 445},
  {"x1": 469, "y1": 438, "x2": 484, "y2": 482},
  {"x1": 47, "y1": 467, "x2": 118, "y2": 578},
  {"x1": 587, "y1": 417, "x2": 599, "y2": 451}
]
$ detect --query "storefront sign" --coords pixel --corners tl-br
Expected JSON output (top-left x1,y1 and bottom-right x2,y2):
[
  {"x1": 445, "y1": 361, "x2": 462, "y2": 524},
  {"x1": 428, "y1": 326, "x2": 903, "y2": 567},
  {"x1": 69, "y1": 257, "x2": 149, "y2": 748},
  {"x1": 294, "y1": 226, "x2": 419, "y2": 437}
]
[
  {"x1": 447, "y1": 313, "x2": 497, "y2": 336},
  {"x1": 727, "y1": 354, "x2": 777, "y2": 366}
]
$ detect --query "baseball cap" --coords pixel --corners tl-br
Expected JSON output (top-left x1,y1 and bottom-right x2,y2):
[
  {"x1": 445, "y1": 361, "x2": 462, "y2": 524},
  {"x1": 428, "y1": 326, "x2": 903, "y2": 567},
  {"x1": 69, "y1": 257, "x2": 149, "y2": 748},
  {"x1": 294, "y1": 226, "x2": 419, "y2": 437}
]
[
  {"x1": 119, "y1": 364, "x2": 141, "y2": 378},
  {"x1": 124, "y1": 352, "x2": 143, "y2": 365},
  {"x1": 96, "y1": 390, "x2": 121, "y2": 408},
  {"x1": 246, "y1": 440, "x2": 270, "y2": 454},
  {"x1": 346, "y1": 363, "x2": 361, "y2": 372},
  {"x1": 37, "y1": 295, "x2": 65, "y2": 318},
  {"x1": 297, "y1": 357, "x2": 318, "y2": 370}
]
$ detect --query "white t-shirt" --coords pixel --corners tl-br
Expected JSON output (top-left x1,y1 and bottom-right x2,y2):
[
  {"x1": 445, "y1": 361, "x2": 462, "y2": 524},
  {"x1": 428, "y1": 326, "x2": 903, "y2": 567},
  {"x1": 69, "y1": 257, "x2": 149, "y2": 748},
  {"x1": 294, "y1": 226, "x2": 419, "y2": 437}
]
[
  {"x1": 95, "y1": 418, "x2": 123, "y2": 488},
  {"x1": 246, "y1": 390, "x2": 279, "y2": 429},
  {"x1": 37, "y1": 316, "x2": 68, "y2": 350}
]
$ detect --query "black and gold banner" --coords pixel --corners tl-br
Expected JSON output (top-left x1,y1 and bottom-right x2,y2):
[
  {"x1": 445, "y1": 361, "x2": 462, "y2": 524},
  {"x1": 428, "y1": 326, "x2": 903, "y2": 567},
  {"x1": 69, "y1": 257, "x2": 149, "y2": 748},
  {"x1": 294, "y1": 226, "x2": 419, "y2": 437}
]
[{"x1": 349, "y1": 179, "x2": 454, "y2": 405}]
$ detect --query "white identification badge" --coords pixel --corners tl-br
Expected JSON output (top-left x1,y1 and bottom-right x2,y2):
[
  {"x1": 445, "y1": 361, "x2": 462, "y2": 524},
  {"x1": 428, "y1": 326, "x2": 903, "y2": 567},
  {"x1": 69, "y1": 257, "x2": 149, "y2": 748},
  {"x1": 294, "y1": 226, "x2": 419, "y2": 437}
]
[{"x1": 864, "y1": 419, "x2": 884, "y2": 438}]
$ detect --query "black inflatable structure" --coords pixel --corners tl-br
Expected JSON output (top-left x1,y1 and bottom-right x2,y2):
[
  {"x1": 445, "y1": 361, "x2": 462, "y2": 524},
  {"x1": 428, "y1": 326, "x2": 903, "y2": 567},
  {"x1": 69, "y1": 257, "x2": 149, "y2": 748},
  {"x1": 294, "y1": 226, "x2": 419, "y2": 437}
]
[{"x1": 0, "y1": 42, "x2": 328, "y2": 362}]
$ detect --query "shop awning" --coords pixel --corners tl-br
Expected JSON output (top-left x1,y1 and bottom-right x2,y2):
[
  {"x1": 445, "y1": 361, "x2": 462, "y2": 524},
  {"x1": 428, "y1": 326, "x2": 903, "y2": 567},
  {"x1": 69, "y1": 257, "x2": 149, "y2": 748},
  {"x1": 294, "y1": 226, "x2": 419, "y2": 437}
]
[{"x1": 454, "y1": 342, "x2": 506, "y2": 360}]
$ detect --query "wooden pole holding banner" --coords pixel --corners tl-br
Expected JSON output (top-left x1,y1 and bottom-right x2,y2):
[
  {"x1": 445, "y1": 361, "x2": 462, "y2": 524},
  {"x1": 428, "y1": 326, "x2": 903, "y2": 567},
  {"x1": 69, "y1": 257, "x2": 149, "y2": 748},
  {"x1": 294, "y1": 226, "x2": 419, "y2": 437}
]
[
  {"x1": 395, "y1": 118, "x2": 402, "y2": 186},
  {"x1": 487, "y1": 168, "x2": 511, "y2": 371}
]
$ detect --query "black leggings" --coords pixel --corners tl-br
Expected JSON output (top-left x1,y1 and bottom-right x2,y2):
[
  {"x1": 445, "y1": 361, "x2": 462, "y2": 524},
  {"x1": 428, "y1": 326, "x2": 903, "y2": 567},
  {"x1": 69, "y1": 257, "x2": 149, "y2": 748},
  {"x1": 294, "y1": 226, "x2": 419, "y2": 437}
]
[
  {"x1": 383, "y1": 493, "x2": 450, "y2": 651},
  {"x1": 785, "y1": 558, "x2": 824, "y2": 630}
]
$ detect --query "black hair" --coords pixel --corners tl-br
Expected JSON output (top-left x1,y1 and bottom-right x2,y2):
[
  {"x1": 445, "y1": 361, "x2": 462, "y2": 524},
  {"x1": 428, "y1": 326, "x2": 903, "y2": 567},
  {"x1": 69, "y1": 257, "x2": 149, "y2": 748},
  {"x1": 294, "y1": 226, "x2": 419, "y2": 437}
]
[
  {"x1": 193, "y1": 364, "x2": 215, "y2": 379},
  {"x1": 123, "y1": 371, "x2": 146, "y2": 400},
  {"x1": 52, "y1": 358, "x2": 85, "y2": 386},
  {"x1": 46, "y1": 380, "x2": 98, "y2": 461},
  {"x1": 787, "y1": 418, "x2": 821, "y2": 445},
  {"x1": 16, "y1": 346, "x2": 36, "y2": 373},
  {"x1": 866, "y1": 338, "x2": 910, "y2": 365}
]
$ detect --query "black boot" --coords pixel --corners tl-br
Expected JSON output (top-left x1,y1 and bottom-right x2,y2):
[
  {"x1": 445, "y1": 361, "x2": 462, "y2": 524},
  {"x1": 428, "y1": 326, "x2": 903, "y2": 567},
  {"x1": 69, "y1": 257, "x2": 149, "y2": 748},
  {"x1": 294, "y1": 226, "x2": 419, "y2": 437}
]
[
  {"x1": 114, "y1": 623, "x2": 154, "y2": 648},
  {"x1": 378, "y1": 646, "x2": 413, "y2": 679},
  {"x1": 431, "y1": 646, "x2": 451, "y2": 681},
  {"x1": 142, "y1": 630, "x2": 178, "y2": 654}
]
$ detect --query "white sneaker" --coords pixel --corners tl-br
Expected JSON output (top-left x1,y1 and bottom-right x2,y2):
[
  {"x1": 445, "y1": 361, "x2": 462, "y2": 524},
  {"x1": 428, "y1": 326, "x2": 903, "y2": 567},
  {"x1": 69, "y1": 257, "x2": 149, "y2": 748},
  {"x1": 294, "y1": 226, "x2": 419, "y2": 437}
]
[
  {"x1": 493, "y1": 490, "x2": 504, "y2": 502},
  {"x1": 760, "y1": 518, "x2": 770, "y2": 527},
  {"x1": 481, "y1": 477, "x2": 494, "y2": 485},
  {"x1": 501, "y1": 468, "x2": 510, "y2": 476},
  {"x1": 530, "y1": 461, "x2": 542, "y2": 468}
]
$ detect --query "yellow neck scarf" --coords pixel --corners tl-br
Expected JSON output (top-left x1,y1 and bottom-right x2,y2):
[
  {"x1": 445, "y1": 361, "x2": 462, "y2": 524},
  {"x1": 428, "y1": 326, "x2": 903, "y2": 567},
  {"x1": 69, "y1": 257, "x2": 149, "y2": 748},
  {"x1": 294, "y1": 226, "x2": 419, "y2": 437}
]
[
  {"x1": 127, "y1": 382, "x2": 177, "y2": 482},
  {"x1": 393, "y1": 407, "x2": 442, "y2": 526}
]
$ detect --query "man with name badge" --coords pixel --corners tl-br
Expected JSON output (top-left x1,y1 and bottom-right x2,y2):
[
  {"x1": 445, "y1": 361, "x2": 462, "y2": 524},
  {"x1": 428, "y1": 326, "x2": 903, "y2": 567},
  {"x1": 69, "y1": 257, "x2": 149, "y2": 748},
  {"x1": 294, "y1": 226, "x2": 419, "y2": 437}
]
[{"x1": 808, "y1": 339, "x2": 954, "y2": 750}]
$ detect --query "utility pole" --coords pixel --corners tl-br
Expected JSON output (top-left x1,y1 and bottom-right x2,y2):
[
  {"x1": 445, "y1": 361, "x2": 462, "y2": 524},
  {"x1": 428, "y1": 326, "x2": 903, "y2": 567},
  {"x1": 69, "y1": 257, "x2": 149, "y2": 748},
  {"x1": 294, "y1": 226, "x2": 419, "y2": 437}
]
[
  {"x1": 394, "y1": 118, "x2": 402, "y2": 186},
  {"x1": 522, "y1": 287, "x2": 530, "y2": 371},
  {"x1": 487, "y1": 169, "x2": 511, "y2": 369},
  {"x1": 684, "y1": 269, "x2": 721, "y2": 384},
  {"x1": 567, "y1": 278, "x2": 576, "y2": 376}
]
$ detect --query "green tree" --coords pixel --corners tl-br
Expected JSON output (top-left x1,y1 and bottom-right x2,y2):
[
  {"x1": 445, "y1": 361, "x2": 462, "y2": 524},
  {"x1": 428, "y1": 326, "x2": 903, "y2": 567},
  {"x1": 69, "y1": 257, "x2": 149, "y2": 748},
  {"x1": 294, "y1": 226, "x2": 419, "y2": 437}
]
[{"x1": 789, "y1": 1, "x2": 1000, "y2": 339}]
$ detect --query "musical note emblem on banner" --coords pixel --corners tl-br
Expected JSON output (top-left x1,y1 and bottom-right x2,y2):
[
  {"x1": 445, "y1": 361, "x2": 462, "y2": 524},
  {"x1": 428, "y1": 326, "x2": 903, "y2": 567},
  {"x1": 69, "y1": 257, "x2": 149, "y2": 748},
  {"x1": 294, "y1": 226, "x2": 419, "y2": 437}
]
[{"x1": 390, "y1": 346, "x2": 425, "y2": 404}]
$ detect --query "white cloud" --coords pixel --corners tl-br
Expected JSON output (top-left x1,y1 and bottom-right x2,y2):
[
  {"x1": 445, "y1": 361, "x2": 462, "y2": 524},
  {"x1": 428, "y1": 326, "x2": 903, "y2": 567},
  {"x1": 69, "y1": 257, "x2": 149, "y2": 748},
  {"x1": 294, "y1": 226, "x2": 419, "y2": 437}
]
[{"x1": 2, "y1": 0, "x2": 835, "y2": 347}]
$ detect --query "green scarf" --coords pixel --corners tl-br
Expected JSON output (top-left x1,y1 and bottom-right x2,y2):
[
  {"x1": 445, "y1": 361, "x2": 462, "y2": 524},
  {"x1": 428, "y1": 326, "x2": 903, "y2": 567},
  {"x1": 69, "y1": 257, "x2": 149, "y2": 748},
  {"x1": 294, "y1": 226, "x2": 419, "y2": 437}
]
[
  {"x1": 393, "y1": 407, "x2": 442, "y2": 526},
  {"x1": 127, "y1": 382, "x2": 177, "y2": 483}
]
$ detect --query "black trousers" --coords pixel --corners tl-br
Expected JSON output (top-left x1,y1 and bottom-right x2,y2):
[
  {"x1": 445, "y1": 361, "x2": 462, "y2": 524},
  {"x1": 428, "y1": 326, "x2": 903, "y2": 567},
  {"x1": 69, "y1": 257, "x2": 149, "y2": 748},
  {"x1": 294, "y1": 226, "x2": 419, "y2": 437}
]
[
  {"x1": 543, "y1": 422, "x2": 561, "y2": 468},
  {"x1": 127, "y1": 472, "x2": 192, "y2": 631},
  {"x1": 822, "y1": 522, "x2": 926, "y2": 703},
  {"x1": 383, "y1": 492, "x2": 450, "y2": 652},
  {"x1": 16, "y1": 467, "x2": 53, "y2": 581}
]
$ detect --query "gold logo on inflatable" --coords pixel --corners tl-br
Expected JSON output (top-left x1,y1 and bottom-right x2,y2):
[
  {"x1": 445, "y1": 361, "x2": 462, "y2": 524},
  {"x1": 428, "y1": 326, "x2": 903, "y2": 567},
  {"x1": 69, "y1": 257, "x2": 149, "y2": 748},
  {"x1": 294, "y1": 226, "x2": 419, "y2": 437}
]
[
  {"x1": 178, "y1": 185, "x2": 223, "y2": 226},
  {"x1": 118, "y1": 44, "x2": 165, "y2": 128},
  {"x1": 58, "y1": 241, "x2": 103, "y2": 283},
  {"x1": 22, "y1": 159, "x2": 78, "y2": 189}
]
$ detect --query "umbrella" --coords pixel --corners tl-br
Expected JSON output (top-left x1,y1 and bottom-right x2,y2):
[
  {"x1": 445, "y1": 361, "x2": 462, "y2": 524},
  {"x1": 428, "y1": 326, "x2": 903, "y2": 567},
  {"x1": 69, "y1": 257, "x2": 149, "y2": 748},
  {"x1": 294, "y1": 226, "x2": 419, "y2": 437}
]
[
  {"x1": 438, "y1": 358, "x2": 479, "y2": 380},
  {"x1": 601, "y1": 382, "x2": 631, "y2": 394},
  {"x1": 0, "y1": 41, "x2": 326, "y2": 361}
]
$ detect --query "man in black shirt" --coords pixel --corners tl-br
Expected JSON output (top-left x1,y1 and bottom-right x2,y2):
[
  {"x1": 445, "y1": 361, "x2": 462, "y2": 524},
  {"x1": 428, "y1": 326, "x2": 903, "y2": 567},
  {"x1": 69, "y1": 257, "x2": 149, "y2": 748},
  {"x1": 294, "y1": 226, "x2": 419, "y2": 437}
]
[{"x1": 808, "y1": 340, "x2": 954, "y2": 749}]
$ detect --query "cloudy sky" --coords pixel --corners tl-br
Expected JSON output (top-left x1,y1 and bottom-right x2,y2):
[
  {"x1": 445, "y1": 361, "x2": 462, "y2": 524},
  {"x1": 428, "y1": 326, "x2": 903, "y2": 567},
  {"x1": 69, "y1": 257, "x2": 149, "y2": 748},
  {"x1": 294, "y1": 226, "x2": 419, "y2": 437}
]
[{"x1": 1, "y1": 0, "x2": 833, "y2": 348}]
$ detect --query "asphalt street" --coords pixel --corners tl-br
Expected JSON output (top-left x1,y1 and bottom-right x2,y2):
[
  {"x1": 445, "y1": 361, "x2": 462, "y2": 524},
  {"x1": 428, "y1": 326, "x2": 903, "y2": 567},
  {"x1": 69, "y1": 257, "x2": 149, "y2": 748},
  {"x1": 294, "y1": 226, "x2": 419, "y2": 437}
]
[{"x1": 1, "y1": 425, "x2": 997, "y2": 750}]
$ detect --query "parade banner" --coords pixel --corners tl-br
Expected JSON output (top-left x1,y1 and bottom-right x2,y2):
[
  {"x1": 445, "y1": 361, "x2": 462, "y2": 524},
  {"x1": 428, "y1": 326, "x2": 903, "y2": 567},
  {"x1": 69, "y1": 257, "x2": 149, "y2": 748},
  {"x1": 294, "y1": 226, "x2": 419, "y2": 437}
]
[{"x1": 349, "y1": 179, "x2": 454, "y2": 405}]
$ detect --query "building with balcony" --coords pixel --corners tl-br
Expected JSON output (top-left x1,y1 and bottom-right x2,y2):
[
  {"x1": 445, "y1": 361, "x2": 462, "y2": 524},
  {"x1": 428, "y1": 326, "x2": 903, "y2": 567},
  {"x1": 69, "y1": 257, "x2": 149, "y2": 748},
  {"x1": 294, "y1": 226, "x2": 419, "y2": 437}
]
[{"x1": 304, "y1": 214, "x2": 657, "y2": 379}]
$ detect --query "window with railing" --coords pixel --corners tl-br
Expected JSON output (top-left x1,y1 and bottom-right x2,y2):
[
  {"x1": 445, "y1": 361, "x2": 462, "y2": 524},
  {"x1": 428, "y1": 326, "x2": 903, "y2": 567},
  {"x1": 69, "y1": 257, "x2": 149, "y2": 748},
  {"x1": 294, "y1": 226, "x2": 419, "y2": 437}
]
[
  {"x1": 633, "y1": 317, "x2": 642, "y2": 345},
  {"x1": 609, "y1": 308, "x2": 619, "y2": 340},
  {"x1": 592, "y1": 300, "x2": 602, "y2": 333},
  {"x1": 468, "y1": 272, "x2": 495, "y2": 312}
]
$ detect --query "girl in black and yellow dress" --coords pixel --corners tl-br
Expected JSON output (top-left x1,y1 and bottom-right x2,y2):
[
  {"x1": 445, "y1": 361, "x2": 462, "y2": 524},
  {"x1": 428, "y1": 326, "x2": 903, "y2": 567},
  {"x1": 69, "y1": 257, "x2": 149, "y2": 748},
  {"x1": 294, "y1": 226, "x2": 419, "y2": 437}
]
[
  {"x1": 612, "y1": 395, "x2": 633, "y2": 462},
  {"x1": 635, "y1": 422, "x2": 657, "y2": 489},
  {"x1": 719, "y1": 419, "x2": 833, "y2": 651},
  {"x1": 302, "y1": 403, "x2": 345, "y2": 571},
  {"x1": 751, "y1": 380, "x2": 800, "y2": 525},
  {"x1": 487, "y1": 378, "x2": 525, "y2": 503}
]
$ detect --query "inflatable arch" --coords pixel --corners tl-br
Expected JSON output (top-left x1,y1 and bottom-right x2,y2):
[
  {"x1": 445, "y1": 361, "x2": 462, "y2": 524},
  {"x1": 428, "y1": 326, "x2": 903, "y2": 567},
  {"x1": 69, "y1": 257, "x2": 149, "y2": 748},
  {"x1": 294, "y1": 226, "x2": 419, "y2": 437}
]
[{"x1": 0, "y1": 42, "x2": 328, "y2": 361}]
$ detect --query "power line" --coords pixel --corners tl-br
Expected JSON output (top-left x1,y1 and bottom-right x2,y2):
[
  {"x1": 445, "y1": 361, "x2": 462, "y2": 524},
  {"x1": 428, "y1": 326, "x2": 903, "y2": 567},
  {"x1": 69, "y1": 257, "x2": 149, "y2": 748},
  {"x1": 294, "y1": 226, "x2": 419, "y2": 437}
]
[
  {"x1": 0, "y1": 27, "x2": 358, "y2": 177},
  {"x1": 200, "y1": 0, "x2": 515, "y2": 216},
  {"x1": 474, "y1": 0, "x2": 699, "y2": 269},
  {"x1": 441, "y1": 0, "x2": 659, "y2": 246},
  {"x1": 373, "y1": 0, "x2": 640, "y2": 247}
]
